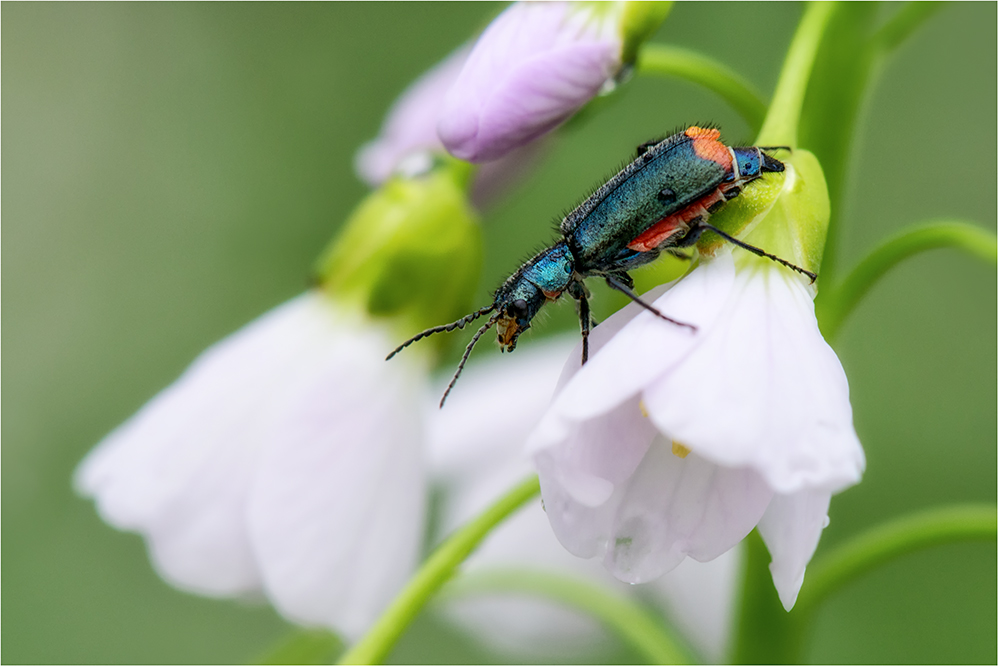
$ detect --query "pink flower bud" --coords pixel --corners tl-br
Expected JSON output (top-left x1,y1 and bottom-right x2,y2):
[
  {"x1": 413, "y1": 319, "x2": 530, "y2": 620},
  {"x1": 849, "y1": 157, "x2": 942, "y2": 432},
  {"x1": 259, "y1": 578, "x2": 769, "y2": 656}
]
[{"x1": 438, "y1": 2, "x2": 624, "y2": 163}]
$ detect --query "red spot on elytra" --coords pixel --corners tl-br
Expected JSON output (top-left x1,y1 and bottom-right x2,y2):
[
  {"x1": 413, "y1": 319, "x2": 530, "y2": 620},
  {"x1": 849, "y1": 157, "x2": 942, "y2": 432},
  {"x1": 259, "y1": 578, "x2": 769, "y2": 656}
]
[{"x1": 627, "y1": 187, "x2": 728, "y2": 253}]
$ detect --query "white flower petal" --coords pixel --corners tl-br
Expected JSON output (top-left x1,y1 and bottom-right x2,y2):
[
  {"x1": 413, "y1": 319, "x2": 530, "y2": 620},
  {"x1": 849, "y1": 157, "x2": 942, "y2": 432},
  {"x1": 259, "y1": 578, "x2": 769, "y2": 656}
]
[
  {"x1": 74, "y1": 293, "x2": 338, "y2": 595},
  {"x1": 547, "y1": 254, "x2": 735, "y2": 423},
  {"x1": 427, "y1": 338, "x2": 629, "y2": 659},
  {"x1": 247, "y1": 321, "x2": 427, "y2": 640},
  {"x1": 756, "y1": 489, "x2": 831, "y2": 610},
  {"x1": 535, "y1": 395, "x2": 658, "y2": 558},
  {"x1": 643, "y1": 264, "x2": 864, "y2": 494},
  {"x1": 428, "y1": 336, "x2": 574, "y2": 482},
  {"x1": 604, "y1": 438, "x2": 773, "y2": 583}
]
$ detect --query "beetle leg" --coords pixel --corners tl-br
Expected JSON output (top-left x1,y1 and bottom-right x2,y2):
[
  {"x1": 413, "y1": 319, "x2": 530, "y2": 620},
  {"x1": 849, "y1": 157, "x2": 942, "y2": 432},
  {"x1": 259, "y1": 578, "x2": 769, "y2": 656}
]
[
  {"x1": 568, "y1": 280, "x2": 594, "y2": 364},
  {"x1": 700, "y1": 223, "x2": 818, "y2": 283},
  {"x1": 604, "y1": 274, "x2": 696, "y2": 332},
  {"x1": 579, "y1": 292, "x2": 592, "y2": 364}
]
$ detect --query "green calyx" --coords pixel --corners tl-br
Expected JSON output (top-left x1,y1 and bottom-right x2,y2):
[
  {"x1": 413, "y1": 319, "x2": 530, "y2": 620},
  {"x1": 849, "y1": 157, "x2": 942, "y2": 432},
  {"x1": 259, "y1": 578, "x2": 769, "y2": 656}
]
[
  {"x1": 314, "y1": 162, "x2": 482, "y2": 345},
  {"x1": 619, "y1": 1, "x2": 674, "y2": 64},
  {"x1": 697, "y1": 150, "x2": 830, "y2": 278}
]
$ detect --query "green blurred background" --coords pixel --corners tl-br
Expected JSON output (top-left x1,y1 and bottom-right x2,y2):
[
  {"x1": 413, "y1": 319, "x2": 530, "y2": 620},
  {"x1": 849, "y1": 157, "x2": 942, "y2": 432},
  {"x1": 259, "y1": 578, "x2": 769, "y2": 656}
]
[{"x1": 3, "y1": 3, "x2": 995, "y2": 663}]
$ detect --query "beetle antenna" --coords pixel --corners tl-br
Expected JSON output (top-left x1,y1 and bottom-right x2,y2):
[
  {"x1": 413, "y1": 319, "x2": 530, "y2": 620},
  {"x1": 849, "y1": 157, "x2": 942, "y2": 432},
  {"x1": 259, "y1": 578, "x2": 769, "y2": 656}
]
[
  {"x1": 439, "y1": 312, "x2": 500, "y2": 408},
  {"x1": 701, "y1": 223, "x2": 817, "y2": 283},
  {"x1": 386, "y1": 305, "x2": 496, "y2": 361}
]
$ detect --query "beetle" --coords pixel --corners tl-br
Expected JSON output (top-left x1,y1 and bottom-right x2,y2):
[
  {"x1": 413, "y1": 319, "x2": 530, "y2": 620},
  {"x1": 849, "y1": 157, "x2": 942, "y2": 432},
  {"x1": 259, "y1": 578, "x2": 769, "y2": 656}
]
[{"x1": 388, "y1": 126, "x2": 816, "y2": 406}]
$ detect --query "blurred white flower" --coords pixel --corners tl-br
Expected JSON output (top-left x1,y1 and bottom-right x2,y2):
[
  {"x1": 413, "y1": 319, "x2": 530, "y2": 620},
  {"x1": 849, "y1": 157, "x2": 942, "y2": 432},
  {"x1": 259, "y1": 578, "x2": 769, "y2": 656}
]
[
  {"x1": 528, "y1": 250, "x2": 865, "y2": 610},
  {"x1": 75, "y1": 291, "x2": 428, "y2": 640},
  {"x1": 437, "y1": 1, "x2": 625, "y2": 163},
  {"x1": 427, "y1": 336, "x2": 741, "y2": 661}
]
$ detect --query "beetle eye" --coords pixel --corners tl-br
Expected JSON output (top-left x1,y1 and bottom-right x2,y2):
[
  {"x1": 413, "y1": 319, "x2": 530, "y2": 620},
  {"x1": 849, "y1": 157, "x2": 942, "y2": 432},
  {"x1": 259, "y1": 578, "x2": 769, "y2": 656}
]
[{"x1": 508, "y1": 299, "x2": 528, "y2": 318}]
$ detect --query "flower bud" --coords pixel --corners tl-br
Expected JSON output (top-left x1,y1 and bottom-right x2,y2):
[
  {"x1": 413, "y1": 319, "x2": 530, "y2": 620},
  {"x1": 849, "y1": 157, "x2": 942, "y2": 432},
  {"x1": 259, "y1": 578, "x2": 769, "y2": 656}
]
[
  {"x1": 698, "y1": 150, "x2": 830, "y2": 276},
  {"x1": 355, "y1": 46, "x2": 469, "y2": 186},
  {"x1": 439, "y1": 1, "x2": 668, "y2": 163},
  {"x1": 315, "y1": 160, "x2": 483, "y2": 342}
]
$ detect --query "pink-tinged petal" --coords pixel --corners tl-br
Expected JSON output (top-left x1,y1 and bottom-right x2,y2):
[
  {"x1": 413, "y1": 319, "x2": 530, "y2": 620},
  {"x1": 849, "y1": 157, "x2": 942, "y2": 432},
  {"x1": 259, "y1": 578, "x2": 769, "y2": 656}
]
[
  {"x1": 646, "y1": 546, "x2": 743, "y2": 664},
  {"x1": 438, "y1": 2, "x2": 622, "y2": 162},
  {"x1": 246, "y1": 321, "x2": 427, "y2": 640},
  {"x1": 604, "y1": 439, "x2": 773, "y2": 583},
  {"x1": 534, "y1": 253, "x2": 734, "y2": 432},
  {"x1": 535, "y1": 395, "x2": 658, "y2": 559},
  {"x1": 355, "y1": 47, "x2": 469, "y2": 186},
  {"x1": 74, "y1": 293, "x2": 339, "y2": 596},
  {"x1": 643, "y1": 264, "x2": 865, "y2": 494},
  {"x1": 756, "y1": 489, "x2": 831, "y2": 610},
  {"x1": 354, "y1": 45, "x2": 550, "y2": 207}
]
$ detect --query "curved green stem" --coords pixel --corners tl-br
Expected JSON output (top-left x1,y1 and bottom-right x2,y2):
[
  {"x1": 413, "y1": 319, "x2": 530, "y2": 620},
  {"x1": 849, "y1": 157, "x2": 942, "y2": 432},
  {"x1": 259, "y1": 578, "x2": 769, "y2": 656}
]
[
  {"x1": 256, "y1": 628, "x2": 343, "y2": 665},
  {"x1": 817, "y1": 221, "x2": 998, "y2": 339},
  {"x1": 337, "y1": 475, "x2": 541, "y2": 665},
  {"x1": 872, "y1": 1, "x2": 944, "y2": 53},
  {"x1": 756, "y1": 1, "x2": 837, "y2": 147},
  {"x1": 797, "y1": 504, "x2": 997, "y2": 614},
  {"x1": 439, "y1": 568, "x2": 694, "y2": 664},
  {"x1": 636, "y1": 43, "x2": 767, "y2": 132}
]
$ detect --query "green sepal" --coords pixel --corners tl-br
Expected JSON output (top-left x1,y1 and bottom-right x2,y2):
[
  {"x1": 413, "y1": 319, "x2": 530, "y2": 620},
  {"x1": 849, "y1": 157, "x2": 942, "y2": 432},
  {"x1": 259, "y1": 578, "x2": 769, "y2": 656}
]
[
  {"x1": 697, "y1": 150, "x2": 830, "y2": 277},
  {"x1": 314, "y1": 164, "x2": 482, "y2": 346},
  {"x1": 620, "y1": 1, "x2": 674, "y2": 64}
]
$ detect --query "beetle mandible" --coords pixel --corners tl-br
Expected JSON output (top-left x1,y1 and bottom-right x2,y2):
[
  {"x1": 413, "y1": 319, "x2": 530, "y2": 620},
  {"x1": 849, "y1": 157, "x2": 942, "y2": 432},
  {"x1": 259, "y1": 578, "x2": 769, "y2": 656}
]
[{"x1": 388, "y1": 126, "x2": 816, "y2": 406}]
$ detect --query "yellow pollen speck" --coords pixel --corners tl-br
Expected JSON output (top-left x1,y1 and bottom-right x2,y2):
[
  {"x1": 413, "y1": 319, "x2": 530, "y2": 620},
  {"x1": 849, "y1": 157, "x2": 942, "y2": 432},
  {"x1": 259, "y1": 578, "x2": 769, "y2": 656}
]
[
  {"x1": 671, "y1": 441, "x2": 691, "y2": 458},
  {"x1": 638, "y1": 401, "x2": 649, "y2": 418}
]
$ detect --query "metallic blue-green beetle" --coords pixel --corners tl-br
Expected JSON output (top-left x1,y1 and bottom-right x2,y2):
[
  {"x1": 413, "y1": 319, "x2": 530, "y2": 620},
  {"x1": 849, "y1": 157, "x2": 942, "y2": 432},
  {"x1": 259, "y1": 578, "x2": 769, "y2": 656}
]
[{"x1": 388, "y1": 126, "x2": 815, "y2": 406}]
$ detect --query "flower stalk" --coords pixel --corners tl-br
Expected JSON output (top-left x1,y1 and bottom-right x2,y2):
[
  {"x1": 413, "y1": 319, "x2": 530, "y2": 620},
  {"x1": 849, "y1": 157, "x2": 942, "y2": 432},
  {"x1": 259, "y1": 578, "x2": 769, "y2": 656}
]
[
  {"x1": 797, "y1": 504, "x2": 997, "y2": 616},
  {"x1": 817, "y1": 220, "x2": 998, "y2": 339},
  {"x1": 755, "y1": 1, "x2": 836, "y2": 148},
  {"x1": 636, "y1": 44, "x2": 767, "y2": 132},
  {"x1": 338, "y1": 475, "x2": 541, "y2": 665},
  {"x1": 440, "y1": 568, "x2": 694, "y2": 664}
]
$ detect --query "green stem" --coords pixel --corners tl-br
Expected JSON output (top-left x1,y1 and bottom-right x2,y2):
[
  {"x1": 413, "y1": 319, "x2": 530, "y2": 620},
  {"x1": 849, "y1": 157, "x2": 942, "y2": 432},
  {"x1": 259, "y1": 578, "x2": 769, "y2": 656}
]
[
  {"x1": 756, "y1": 1, "x2": 837, "y2": 147},
  {"x1": 797, "y1": 504, "x2": 997, "y2": 614},
  {"x1": 730, "y1": 531, "x2": 801, "y2": 665},
  {"x1": 816, "y1": 221, "x2": 998, "y2": 339},
  {"x1": 636, "y1": 44, "x2": 767, "y2": 132},
  {"x1": 439, "y1": 568, "x2": 694, "y2": 664},
  {"x1": 872, "y1": 1, "x2": 944, "y2": 53},
  {"x1": 256, "y1": 628, "x2": 343, "y2": 665},
  {"x1": 337, "y1": 475, "x2": 541, "y2": 665}
]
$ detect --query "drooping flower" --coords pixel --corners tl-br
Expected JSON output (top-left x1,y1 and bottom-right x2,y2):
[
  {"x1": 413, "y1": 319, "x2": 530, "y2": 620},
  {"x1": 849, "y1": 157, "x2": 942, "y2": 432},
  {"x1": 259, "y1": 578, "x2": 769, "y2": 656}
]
[
  {"x1": 437, "y1": 1, "x2": 672, "y2": 163},
  {"x1": 76, "y1": 162, "x2": 482, "y2": 640},
  {"x1": 76, "y1": 293, "x2": 428, "y2": 638},
  {"x1": 526, "y1": 152, "x2": 865, "y2": 610},
  {"x1": 427, "y1": 337, "x2": 743, "y2": 662}
]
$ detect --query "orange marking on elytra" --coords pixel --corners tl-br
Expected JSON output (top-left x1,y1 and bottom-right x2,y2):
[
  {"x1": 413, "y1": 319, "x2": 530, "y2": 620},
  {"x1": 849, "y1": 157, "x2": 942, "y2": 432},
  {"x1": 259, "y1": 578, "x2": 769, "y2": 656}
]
[{"x1": 685, "y1": 125, "x2": 732, "y2": 170}]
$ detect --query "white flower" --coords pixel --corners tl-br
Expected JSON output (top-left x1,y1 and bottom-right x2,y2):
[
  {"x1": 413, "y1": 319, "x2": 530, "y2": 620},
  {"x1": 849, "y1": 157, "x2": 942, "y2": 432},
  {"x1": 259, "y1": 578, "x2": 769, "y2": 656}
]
[
  {"x1": 427, "y1": 336, "x2": 742, "y2": 661},
  {"x1": 527, "y1": 250, "x2": 865, "y2": 610},
  {"x1": 75, "y1": 291, "x2": 429, "y2": 640}
]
